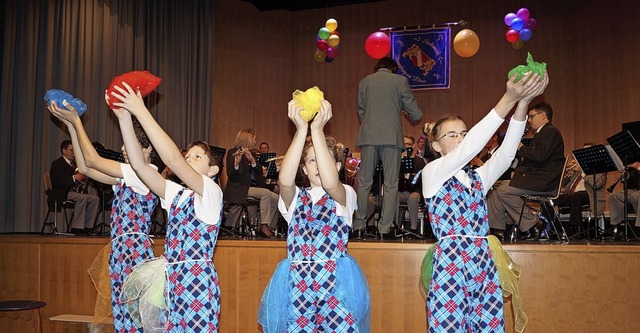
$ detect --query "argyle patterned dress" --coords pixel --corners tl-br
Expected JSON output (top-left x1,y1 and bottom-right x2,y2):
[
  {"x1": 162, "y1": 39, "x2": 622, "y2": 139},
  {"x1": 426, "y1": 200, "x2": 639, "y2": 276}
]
[
  {"x1": 424, "y1": 167, "x2": 504, "y2": 333},
  {"x1": 110, "y1": 179, "x2": 157, "y2": 333},
  {"x1": 164, "y1": 188, "x2": 221, "y2": 333},
  {"x1": 258, "y1": 188, "x2": 370, "y2": 333}
]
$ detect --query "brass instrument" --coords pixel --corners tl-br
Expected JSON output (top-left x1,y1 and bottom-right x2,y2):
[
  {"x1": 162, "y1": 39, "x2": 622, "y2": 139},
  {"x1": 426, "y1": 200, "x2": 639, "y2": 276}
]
[{"x1": 71, "y1": 168, "x2": 89, "y2": 193}]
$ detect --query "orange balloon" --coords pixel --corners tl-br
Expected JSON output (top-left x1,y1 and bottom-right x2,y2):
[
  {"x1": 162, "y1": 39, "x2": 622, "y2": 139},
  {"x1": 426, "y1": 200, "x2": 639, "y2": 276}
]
[
  {"x1": 453, "y1": 29, "x2": 480, "y2": 58},
  {"x1": 512, "y1": 40, "x2": 524, "y2": 50}
]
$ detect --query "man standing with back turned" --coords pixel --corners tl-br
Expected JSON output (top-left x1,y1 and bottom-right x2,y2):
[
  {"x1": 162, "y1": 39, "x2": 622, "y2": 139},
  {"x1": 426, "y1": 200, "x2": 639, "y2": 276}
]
[{"x1": 354, "y1": 57, "x2": 423, "y2": 240}]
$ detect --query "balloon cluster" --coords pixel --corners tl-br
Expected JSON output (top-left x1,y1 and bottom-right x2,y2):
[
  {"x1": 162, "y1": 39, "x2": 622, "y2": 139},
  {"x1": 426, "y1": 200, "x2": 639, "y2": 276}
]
[
  {"x1": 504, "y1": 8, "x2": 537, "y2": 50},
  {"x1": 364, "y1": 31, "x2": 390, "y2": 59},
  {"x1": 314, "y1": 19, "x2": 340, "y2": 63}
]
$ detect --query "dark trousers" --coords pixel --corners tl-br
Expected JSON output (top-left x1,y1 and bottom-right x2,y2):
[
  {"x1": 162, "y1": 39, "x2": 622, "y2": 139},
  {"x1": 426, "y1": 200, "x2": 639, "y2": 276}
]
[{"x1": 553, "y1": 190, "x2": 589, "y2": 226}]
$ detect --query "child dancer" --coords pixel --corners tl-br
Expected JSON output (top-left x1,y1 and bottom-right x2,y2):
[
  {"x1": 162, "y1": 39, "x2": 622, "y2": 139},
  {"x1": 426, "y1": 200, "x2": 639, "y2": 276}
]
[
  {"x1": 48, "y1": 101, "x2": 158, "y2": 333},
  {"x1": 420, "y1": 72, "x2": 548, "y2": 333},
  {"x1": 258, "y1": 99, "x2": 370, "y2": 332},
  {"x1": 110, "y1": 83, "x2": 223, "y2": 333}
]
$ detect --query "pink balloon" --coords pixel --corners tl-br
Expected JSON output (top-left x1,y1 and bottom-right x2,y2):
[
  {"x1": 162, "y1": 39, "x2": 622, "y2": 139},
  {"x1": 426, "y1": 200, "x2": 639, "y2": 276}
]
[
  {"x1": 525, "y1": 18, "x2": 537, "y2": 30},
  {"x1": 364, "y1": 32, "x2": 390, "y2": 59},
  {"x1": 506, "y1": 29, "x2": 519, "y2": 43},
  {"x1": 504, "y1": 13, "x2": 517, "y2": 26},
  {"x1": 326, "y1": 47, "x2": 338, "y2": 58},
  {"x1": 517, "y1": 8, "x2": 530, "y2": 20}
]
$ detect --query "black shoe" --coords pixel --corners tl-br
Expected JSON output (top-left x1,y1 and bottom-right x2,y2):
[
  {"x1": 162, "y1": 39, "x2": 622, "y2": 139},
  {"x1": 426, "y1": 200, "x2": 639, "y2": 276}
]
[
  {"x1": 257, "y1": 225, "x2": 275, "y2": 239},
  {"x1": 70, "y1": 228, "x2": 87, "y2": 235},
  {"x1": 381, "y1": 232, "x2": 396, "y2": 241},
  {"x1": 349, "y1": 229, "x2": 364, "y2": 240},
  {"x1": 521, "y1": 218, "x2": 546, "y2": 241},
  {"x1": 490, "y1": 228, "x2": 505, "y2": 242}
]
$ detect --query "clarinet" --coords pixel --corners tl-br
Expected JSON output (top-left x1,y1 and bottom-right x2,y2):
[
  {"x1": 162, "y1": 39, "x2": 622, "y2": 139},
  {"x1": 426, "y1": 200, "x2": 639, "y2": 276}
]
[{"x1": 607, "y1": 171, "x2": 627, "y2": 193}]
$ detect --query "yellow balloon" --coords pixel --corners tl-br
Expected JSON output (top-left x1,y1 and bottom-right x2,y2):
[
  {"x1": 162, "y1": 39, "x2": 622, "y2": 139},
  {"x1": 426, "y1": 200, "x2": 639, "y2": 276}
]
[
  {"x1": 325, "y1": 18, "x2": 338, "y2": 33},
  {"x1": 453, "y1": 29, "x2": 480, "y2": 58},
  {"x1": 328, "y1": 35, "x2": 340, "y2": 47},
  {"x1": 313, "y1": 50, "x2": 326, "y2": 63},
  {"x1": 512, "y1": 40, "x2": 524, "y2": 50}
]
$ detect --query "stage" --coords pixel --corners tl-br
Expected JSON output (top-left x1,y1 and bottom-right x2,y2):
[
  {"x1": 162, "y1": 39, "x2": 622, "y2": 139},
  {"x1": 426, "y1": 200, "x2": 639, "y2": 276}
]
[{"x1": 1, "y1": 235, "x2": 639, "y2": 332}]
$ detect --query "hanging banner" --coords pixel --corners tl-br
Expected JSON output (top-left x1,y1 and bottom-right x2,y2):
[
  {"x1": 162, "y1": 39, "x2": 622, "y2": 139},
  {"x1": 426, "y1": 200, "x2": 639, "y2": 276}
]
[{"x1": 391, "y1": 27, "x2": 450, "y2": 90}]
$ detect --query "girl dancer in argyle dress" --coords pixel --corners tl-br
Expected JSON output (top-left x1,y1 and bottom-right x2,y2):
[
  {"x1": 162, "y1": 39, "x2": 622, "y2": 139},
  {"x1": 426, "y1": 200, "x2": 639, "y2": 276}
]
[
  {"x1": 258, "y1": 99, "x2": 370, "y2": 332},
  {"x1": 112, "y1": 83, "x2": 223, "y2": 332},
  {"x1": 49, "y1": 101, "x2": 158, "y2": 333},
  {"x1": 420, "y1": 72, "x2": 548, "y2": 333}
]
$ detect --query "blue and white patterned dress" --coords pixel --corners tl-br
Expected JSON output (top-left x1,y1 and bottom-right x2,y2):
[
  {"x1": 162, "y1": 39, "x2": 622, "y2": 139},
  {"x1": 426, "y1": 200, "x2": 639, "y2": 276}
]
[
  {"x1": 259, "y1": 186, "x2": 370, "y2": 333},
  {"x1": 110, "y1": 167, "x2": 157, "y2": 333},
  {"x1": 163, "y1": 178, "x2": 222, "y2": 333},
  {"x1": 425, "y1": 167, "x2": 504, "y2": 333}
]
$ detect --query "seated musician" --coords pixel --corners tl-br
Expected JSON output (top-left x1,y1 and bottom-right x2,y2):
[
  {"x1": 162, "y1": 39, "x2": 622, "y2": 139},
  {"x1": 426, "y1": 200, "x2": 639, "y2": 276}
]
[
  {"x1": 398, "y1": 135, "x2": 426, "y2": 234},
  {"x1": 608, "y1": 160, "x2": 640, "y2": 228},
  {"x1": 49, "y1": 140, "x2": 100, "y2": 235}
]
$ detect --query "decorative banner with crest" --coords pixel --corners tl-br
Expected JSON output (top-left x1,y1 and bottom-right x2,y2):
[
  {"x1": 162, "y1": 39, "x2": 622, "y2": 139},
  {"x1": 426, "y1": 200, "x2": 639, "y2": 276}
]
[{"x1": 391, "y1": 27, "x2": 450, "y2": 90}]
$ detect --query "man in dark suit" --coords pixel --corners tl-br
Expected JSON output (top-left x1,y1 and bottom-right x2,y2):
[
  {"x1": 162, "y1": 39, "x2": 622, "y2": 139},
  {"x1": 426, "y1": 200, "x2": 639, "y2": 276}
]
[
  {"x1": 354, "y1": 57, "x2": 423, "y2": 239},
  {"x1": 49, "y1": 140, "x2": 99, "y2": 234},
  {"x1": 488, "y1": 102, "x2": 565, "y2": 240}
]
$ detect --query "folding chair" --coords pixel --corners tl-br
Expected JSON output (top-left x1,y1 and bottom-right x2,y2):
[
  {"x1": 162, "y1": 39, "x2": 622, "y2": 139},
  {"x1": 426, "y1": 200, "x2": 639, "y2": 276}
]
[
  {"x1": 511, "y1": 158, "x2": 570, "y2": 243},
  {"x1": 41, "y1": 172, "x2": 75, "y2": 235}
]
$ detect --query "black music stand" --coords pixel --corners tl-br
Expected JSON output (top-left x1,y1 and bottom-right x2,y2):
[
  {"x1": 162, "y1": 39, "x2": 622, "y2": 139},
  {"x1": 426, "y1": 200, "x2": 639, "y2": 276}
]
[
  {"x1": 570, "y1": 145, "x2": 622, "y2": 240},
  {"x1": 393, "y1": 156, "x2": 425, "y2": 240},
  {"x1": 606, "y1": 130, "x2": 640, "y2": 240}
]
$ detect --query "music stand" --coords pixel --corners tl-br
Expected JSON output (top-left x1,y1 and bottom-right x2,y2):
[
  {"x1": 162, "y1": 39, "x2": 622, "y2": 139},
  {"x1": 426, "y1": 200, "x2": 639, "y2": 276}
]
[
  {"x1": 363, "y1": 160, "x2": 384, "y2": 239},
  {"x1": 394, "y1": 156, "x2": 425, "y2": 240},
  {"x1": 570, "y1": 145, "x2": 622, "y2": 240},
  {"x1": 606, "y1": 130, "x2": 640, "y2": 240}
]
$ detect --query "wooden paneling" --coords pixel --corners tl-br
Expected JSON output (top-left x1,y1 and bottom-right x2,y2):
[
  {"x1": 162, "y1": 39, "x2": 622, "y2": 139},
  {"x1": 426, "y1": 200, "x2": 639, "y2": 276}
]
[{"x1": 1, "y1": 236, "x2": 640, "y2": 332}]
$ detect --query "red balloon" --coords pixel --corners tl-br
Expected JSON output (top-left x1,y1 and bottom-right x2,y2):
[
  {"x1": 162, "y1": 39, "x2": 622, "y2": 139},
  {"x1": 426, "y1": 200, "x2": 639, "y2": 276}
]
[
  {"x1": 365, "y1": 32, "x2": 390, "y2": 59},
  {"x1": 506, "y1": 29, "x2": 520, "y2": 43},
  {"x1": 316, "y1": 39, "x2": 329, "y2": 51}
]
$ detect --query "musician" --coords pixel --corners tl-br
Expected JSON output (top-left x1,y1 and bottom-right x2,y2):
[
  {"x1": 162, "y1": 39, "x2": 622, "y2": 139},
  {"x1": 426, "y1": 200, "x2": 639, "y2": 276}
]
[
  {"x1": 49, "y1": 140, "x2": 99, "y2": 235},
  {"x1": 608, "y1": 161, "x2": 640, "y2": 228},
  {"x1": 553, "y1": 143, "x2": 607, "y2": 237},
  {"x1": 398, "y1": 135, "x2": 425, "y2": 234},
  {"x1": 224, "y1": 129, "x2": 279, "y2": 238}
]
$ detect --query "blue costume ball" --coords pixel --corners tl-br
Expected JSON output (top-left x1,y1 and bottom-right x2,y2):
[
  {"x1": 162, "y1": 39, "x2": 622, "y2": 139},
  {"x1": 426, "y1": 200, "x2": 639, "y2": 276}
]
[{"x1": 44, "y1": 89, "x2": 87, "y2": 116}]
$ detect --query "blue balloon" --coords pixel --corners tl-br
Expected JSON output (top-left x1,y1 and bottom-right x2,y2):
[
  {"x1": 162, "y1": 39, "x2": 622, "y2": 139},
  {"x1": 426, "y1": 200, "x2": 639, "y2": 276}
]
[
  {"x1": 519, "y1": 28, "x2": 532, "y2": 41},
  {"x1": 510, "y1": 18, "x2": 525, "y2": 31}
]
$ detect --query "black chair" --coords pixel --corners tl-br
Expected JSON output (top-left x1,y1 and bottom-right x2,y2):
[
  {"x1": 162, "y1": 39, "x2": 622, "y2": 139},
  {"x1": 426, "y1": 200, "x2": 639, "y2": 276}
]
[
  {"x1": 221, "y1": 199, "x2": 261, "y2": 238},
  {"x1": 41, "y1": 172, "x2": 75, "y2": 235},
  {"x1": 512, "y1": 158, "x2": 570, "y2": 243}
]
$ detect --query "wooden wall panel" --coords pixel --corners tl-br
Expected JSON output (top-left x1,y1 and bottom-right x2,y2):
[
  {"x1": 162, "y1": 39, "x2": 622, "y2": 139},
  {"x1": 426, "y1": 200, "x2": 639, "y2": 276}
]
[{"x1": 2, "y1": 236, "x2": 640, "y2": 332}]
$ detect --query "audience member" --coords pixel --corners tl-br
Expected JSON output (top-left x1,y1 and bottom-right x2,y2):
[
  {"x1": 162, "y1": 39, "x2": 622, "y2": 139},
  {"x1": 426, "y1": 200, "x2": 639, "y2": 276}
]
[
  {"x1": 49, "y1": 140, "x2": 100, "y2": 235},
  {"x1": 488, "y1": 101, "x2": 565, "y2": 240}
]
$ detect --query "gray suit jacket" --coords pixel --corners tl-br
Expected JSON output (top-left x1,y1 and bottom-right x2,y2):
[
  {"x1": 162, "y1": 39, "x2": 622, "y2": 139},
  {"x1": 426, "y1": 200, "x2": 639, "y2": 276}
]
[{"x1": 356, "y1": 68, "x2": 422, "y2": 149}]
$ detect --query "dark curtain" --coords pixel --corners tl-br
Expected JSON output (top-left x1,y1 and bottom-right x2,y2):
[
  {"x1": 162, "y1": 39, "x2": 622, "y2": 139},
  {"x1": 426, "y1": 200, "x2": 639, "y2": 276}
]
[{"x1": 0, "y1": 0, "x2": 215, "y2": 232}]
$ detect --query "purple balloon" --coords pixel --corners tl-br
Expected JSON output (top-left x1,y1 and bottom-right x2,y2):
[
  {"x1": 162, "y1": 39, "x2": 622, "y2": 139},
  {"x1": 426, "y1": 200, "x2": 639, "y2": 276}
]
[
  {"x1": 326, "y1": 47, "x2": 337, "y2": 58},
  {"x1": 510, "y1": 18, "x2": 525, "y2": 31},
  {"x1": 504, "y1": 13, "x2": 517, "y2": 26},
  {"x1": 519, "y1": 28, "x2": 532, "y2": 41},
  {"x1": 517, "y1": 8, "x2": 530, "y2": 20},
  {"x1": 525, "y1": 18, "x2": 537, "y2": 30}
]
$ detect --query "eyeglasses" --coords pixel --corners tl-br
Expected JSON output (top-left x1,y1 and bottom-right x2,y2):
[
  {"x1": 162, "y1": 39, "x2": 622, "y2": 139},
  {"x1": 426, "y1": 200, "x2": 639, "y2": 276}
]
[
  {"x1": 437, "y1": 131, "x2": 468, "y2": 141},
  {"x1": 528, "y1": 112, "x2": 543, "y2": 119}
]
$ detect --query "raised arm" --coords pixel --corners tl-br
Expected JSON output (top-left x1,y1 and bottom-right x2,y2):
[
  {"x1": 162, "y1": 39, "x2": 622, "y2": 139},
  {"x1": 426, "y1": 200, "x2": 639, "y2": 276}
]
[
  {"x1": 111, "y1": 83, "x2": 205, "y2": 196},
  {"x1": 48, "y1": 102, "x2": 119, "y2": 185},
  {"x1": 112, "y1": 105, "x2": 167, "y2": 198},
  {"x1": 310, "y1": 100, "x2": 346, "y2": 206},
  {"x1": 279, "y1": 100, "x2": 309, "y2": 207}
]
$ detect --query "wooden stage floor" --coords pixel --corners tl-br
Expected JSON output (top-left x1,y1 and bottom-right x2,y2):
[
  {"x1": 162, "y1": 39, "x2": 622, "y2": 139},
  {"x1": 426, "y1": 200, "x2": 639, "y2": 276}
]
[{"x1": 1, "y1": 234, "x2": 639, "y2": 332}]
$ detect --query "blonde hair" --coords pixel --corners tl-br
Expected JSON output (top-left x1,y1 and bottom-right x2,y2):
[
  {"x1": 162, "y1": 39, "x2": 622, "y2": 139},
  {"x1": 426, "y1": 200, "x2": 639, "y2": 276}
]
[
  {"x1": 234, "y1": 129, "x2": 256, "y2": 149},
  {"x1": 423, "y1": 115, "x2": 464, "y2": 156}
]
